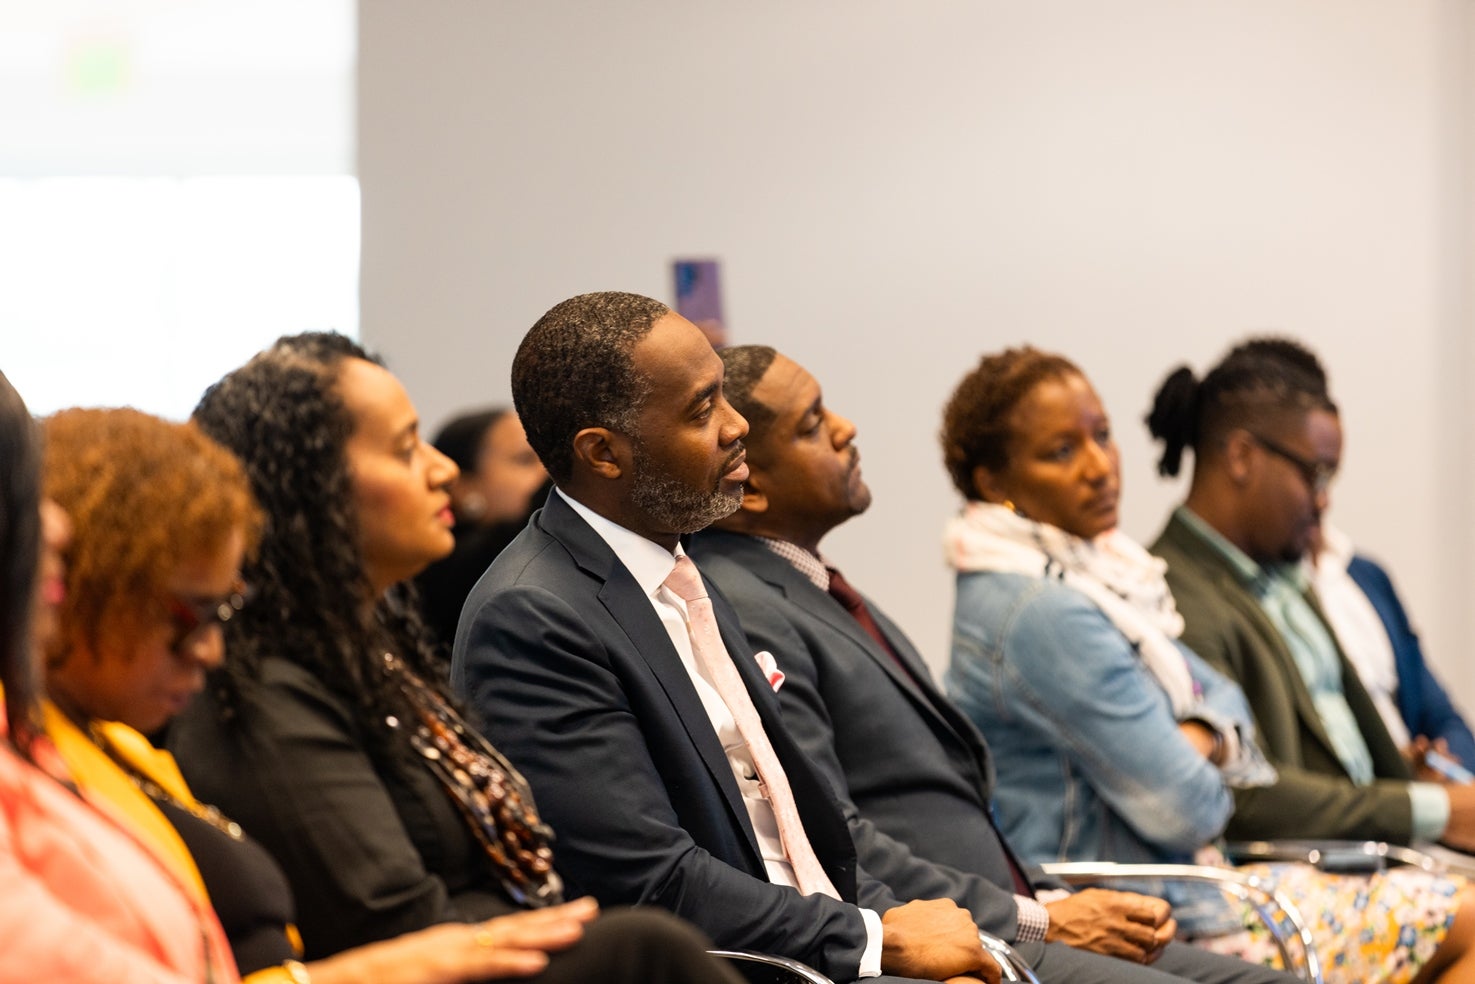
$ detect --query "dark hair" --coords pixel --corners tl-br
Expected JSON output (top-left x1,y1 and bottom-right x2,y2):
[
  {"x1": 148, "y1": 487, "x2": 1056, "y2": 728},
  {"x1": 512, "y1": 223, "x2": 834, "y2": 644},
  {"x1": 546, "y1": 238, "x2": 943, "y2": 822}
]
[
  {"x1": 511, "y1": 291, "x2": 669, "y2": 483},
  {"x1": 0, "y1": 371, "x2": 41, "y2": 758},
  {"x1": 940, "y1": 347, "x2": 1083, "y2": 500},
  {"x1": 1146, "y1": 336, "x2": 1337, "y2": 477},
  {"x1": 717, "y1": 345, "x2": 779, "y2": 442},
  {"x1": 192, "y1": 332, "x2": 450, "y2": 749},
  {"x1": 433, "y1": 408, "x2": 511, "y2": 474}
]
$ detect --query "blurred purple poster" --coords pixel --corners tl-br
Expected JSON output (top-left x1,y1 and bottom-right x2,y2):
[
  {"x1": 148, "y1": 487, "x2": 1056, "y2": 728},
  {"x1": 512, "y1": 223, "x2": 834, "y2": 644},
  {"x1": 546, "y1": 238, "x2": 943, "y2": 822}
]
[{"x1": 673, "y1": 258, "x2": 727, "y2": 347}]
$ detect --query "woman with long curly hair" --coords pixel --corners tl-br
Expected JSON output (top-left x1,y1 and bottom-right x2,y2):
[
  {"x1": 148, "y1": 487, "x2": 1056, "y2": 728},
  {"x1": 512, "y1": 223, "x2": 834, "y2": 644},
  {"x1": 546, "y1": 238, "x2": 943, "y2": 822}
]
[{"x1": 170, "y1": 332, "x2": 740, "y2": 984}]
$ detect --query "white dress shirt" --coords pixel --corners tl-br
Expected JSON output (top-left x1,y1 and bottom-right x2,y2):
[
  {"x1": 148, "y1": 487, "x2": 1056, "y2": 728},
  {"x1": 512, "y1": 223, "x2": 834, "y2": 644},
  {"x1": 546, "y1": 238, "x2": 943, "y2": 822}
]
[{"x1": 1306, "y1": 527, "x2": 1411, "y2": 748}]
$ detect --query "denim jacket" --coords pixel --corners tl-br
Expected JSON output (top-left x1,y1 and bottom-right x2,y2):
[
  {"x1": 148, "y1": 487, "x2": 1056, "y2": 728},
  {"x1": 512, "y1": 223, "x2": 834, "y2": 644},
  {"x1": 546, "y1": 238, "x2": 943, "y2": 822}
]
[{"x1": 945, "y1": 570, "x2": 1250, "y2": 935}]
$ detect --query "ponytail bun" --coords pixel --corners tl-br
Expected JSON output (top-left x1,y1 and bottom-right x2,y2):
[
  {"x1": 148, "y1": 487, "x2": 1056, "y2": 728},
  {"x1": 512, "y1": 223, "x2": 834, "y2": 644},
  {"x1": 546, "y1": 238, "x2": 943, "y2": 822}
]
[{"x1": 1145, "y1": 365, "x2": 1199, "y2": 477}]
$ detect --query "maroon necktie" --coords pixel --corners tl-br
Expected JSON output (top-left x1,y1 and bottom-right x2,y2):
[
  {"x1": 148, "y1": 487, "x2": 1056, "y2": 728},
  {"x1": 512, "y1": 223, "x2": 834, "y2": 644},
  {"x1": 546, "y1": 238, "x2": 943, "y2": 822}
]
[
  {"x1": 825, "y1": 564, "x2": 1035, "y2": 898},
  {"x1": 827, "y1": 567, "x2": 914, "y2": 678}
]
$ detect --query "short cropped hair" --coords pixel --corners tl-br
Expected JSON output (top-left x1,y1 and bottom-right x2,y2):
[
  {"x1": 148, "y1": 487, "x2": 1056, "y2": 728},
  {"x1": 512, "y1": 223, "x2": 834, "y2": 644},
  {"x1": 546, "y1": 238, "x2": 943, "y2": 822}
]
[
  {"x1": 511, "y1": 292, "x2": 670, "y2": 483},
  {"x1": 940, "y1": 346, "x2": 1082, "y2": 500},
  {"x1": 717, "y1": 345, "x2": 779, "y2": 443}
]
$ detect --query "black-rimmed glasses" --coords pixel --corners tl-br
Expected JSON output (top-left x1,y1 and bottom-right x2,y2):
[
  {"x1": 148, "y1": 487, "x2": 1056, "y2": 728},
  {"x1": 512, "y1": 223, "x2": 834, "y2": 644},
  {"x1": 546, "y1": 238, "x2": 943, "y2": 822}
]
[
  {"x1": 1246, "y1": 432, "x2": 1336, "y2": 495},
  {"x1": 166, "y1": 581, "x2": 252, "y2": 655}
]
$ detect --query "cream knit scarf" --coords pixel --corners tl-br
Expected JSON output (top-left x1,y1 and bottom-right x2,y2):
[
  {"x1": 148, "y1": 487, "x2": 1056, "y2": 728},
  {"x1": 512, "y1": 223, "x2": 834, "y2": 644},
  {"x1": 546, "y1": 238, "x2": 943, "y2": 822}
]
[
  {"x1": 944, "y1": 500, "x2": 1198, "y2": 716},
  {"x1": 944, "y1": 500, "x2": 1277, "y2": 788}
]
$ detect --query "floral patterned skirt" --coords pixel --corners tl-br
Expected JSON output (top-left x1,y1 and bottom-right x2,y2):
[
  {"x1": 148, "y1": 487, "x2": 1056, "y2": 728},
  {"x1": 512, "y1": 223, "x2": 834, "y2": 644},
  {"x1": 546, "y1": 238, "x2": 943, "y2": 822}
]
[{"x1": 1195, "y1": 862, "x2": 1464, "y2": 984}]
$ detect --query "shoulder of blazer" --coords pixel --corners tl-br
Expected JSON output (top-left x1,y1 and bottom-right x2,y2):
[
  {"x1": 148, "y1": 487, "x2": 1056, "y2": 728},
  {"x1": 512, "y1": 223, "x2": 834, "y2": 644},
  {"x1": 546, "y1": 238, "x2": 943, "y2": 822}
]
[
  {"x1": 531, "y1": 489, "x2": 627, "y2": 584},
  {"x1": 690, "y1": 529, "x2": 793, "y2": 589},
  {"x1": 1153, "y1": 514, "x2": 1255, "y2": 621}
]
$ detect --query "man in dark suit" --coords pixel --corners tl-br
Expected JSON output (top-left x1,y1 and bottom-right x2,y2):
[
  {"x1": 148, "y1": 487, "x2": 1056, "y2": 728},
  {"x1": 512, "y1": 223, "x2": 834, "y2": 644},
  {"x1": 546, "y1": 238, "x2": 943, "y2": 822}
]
[
  {"x1": 688, "y1": 345, "x2": 1292, "y2": 984},
  {"x1": 452, "y1": 292, "x2": 999, "y2": 984}
]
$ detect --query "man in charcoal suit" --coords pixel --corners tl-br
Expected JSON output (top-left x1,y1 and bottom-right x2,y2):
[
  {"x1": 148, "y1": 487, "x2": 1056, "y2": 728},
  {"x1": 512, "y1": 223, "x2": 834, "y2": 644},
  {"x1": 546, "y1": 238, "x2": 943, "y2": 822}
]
[{"x1": 689, "y1": 344, "x2": 1292, "y2": 984}]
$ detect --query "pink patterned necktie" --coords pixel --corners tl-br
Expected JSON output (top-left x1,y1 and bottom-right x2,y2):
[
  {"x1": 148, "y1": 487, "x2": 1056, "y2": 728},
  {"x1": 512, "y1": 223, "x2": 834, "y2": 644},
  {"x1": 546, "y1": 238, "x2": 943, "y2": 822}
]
[{"x1": 663, "y1": 555, "x2": 839, "y2": 900}]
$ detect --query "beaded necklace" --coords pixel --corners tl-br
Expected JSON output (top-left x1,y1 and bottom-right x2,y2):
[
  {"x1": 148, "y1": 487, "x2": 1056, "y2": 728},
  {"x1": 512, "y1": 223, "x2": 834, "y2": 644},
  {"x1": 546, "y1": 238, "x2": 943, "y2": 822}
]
[
  {"x1": 381, "y1": 652, "x2": 564, "y2": 907},
  {"x1": 86, "y1": 721, "x2": 246, "y2": 843},
  {"x1": 127, "y1": 768, "x2": 245, "y2": 842}
]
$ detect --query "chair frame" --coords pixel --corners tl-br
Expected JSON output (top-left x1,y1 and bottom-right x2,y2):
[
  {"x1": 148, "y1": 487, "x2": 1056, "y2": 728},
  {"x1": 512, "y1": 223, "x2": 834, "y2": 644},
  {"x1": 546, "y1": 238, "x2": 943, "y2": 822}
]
[
  {"x1": 1042, "y1": 861, "x2": 1323, "y2": 984},
  {"x1": 710, "y1": 933, "x2": 1044, "y2": 984},
  {"x1": 979, "y1": 930, "x2": 1043, "y2": 983},
  {"x1": 1227, "y1": 838, "x2": 1456, "y2": 874},
  {"x1": 708, "y1": 950, "x2": 835, "y2": 984}
]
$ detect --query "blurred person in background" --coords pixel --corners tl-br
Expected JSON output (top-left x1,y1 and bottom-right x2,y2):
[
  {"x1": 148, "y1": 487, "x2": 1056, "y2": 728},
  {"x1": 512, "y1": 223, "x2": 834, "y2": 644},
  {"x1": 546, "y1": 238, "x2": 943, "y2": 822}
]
[{"x1": 415, "y1": 406, "x2": 550, "y2": 648}]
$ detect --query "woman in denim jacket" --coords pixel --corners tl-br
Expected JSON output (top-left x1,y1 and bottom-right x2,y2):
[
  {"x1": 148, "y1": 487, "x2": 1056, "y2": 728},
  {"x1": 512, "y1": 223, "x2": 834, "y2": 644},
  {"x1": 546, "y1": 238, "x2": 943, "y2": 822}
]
[{"x1": 937, "y1": 346, "x2": 1472, "y2": 984}]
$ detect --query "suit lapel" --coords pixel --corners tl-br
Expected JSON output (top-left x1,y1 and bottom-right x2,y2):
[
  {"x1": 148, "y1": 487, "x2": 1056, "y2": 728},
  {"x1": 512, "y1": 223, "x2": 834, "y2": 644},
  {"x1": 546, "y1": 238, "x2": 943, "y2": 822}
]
[
  {"x1": 865, "y1": 600, "x2": 999, "y2": 784},
  {"x1": 738, "y1": 537, "x2": 969, "y2": 741},
  {"x1": 709, "y1": 586, "x2": 859, "y2": 902},
  {"x1": 538, "y1": 495, "x2": 762, "y2": 854}
]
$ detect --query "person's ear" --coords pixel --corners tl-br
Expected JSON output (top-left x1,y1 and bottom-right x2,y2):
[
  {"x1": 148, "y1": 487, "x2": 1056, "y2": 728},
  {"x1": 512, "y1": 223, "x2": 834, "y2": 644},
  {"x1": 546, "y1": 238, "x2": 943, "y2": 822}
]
[
  {"x1": 571, "y1": 427, "x2": 626, "y2": 481},
  {"x1": 971, "y1": 464, "x2": 1010, "y2": 505},
  {"x1": 1223, "y1": 430, "x2": 1255, "y2": 487},
  {"x1": 738, "y1": 466, "x2": 768, "y2": 515}
]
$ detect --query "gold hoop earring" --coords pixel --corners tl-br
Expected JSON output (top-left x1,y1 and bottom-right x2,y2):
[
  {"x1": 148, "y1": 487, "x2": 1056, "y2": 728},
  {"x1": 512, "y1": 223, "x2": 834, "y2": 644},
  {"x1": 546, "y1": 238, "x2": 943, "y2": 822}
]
[{"x1": 1002, "y1": 500, "x2": 1018, "y2": 514}]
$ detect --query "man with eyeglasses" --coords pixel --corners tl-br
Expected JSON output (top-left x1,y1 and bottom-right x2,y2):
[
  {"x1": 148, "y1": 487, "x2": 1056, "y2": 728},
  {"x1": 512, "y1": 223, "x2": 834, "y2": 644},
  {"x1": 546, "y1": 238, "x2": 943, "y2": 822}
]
[{"x1": 1147, "y1": 337, "x2": 1475, "y2": 853}]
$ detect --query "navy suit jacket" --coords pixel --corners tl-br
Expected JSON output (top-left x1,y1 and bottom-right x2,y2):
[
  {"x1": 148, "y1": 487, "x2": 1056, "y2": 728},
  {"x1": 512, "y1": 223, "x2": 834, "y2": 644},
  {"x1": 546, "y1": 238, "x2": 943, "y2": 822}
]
[
  {"x1": 690, "y1": 529, "x2": 1062, "y2": 944},
  {"x1": 1348, "y1": 555, "x2": 1475, "y2": 766},
  {"x1": 451, "y1": 492, "x2": 895, "y2": 982}
]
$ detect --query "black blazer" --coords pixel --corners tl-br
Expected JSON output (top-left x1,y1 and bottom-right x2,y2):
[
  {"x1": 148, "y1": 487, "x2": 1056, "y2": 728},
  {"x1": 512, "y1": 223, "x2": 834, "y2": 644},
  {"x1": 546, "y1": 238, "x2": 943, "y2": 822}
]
[
  {"x1": 171, "y1": 657, "x2": 517, "y2": 961},
  {"x1": 451, "y1": 491, "x2": 893, "y2": 983},
  {"x1": 690, "y1": 529, "x2": 1055, "y2": 942}
]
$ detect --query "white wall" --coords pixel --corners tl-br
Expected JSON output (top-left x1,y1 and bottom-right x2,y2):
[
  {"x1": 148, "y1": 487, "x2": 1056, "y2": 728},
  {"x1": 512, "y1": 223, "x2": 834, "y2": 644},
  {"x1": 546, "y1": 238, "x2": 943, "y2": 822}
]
[{"x1": 360, "y1": 1, "x2": 1475, "y2": 709}]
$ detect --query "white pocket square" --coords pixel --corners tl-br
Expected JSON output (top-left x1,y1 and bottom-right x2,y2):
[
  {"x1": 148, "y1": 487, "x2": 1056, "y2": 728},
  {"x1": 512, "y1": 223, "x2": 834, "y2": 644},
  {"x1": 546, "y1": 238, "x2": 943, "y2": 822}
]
[{"x1": 753, "y1": 650, "x2": 785, "y2": 692}]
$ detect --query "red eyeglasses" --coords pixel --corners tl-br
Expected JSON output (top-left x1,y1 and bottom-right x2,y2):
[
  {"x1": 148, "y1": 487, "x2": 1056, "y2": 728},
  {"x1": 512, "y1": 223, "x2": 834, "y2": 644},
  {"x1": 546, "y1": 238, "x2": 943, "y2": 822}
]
[{"x1": 165, "y1": 581, "x2": 252, "y2": 655}]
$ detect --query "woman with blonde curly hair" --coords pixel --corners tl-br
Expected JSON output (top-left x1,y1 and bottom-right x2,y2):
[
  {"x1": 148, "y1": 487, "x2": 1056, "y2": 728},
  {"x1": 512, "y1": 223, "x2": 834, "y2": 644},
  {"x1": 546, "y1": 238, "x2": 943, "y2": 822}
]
[{"x1": 42, "y1": 405, "x2": 626, "y2": 984}]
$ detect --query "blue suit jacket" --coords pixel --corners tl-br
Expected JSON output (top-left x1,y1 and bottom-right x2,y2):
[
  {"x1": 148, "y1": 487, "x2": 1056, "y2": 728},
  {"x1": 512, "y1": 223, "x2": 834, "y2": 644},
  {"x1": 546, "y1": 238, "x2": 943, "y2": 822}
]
[
  {"x1": 1347, "y1": 555, "x2": 1475, "y2": 766},
  {"x1": 450, "y1": 491, "x2": 893, "y2": 982}
]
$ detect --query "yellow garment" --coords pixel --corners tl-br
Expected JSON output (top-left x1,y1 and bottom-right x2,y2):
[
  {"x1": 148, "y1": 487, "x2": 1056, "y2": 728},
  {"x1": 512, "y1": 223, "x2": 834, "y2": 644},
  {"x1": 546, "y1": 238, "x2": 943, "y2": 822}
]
[
  {"x1": 42, "y1": 701, "x2": 210, "y2": 902},
  {"x1": 44, "y1": 701, "x2": 308, "y2": 984}
]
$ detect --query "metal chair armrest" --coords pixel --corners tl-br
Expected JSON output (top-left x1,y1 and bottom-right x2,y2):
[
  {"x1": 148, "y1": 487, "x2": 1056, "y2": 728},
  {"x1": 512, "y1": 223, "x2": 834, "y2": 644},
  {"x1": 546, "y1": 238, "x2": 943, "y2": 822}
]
[
  {"x1": 707, "y1": 950, "x2": 835, "y2": 984},
  {"x1": 978, "y1": 930, "x2": 1042, "y2": 983},
  {"x1": 1040, "y1": 861, "x2": 1322, "y2": 984},
  {"x1": 709, "y1": 937, "x2": 1037, "y2": 984},
  {"x1": 1226, "y1": 838, "x2": 1446, "y2": 874}
]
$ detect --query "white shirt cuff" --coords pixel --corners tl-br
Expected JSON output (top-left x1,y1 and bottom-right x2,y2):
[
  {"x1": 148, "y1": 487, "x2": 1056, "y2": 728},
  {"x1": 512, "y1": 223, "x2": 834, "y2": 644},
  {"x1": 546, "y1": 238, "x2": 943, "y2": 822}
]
[
  {"x1": 1410, "y1": 781, "x2": 1452, "y2": 842},
  {"x1": 858, "y1": 907, "x2": 883, "y2": 977}
]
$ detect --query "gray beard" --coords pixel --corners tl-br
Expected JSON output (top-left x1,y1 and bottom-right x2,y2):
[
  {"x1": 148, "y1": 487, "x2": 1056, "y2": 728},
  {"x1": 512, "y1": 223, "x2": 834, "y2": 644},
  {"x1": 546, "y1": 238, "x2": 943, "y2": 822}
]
[{"x1": 629, "y1": 443, "x2": 743, "y2": 535}]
